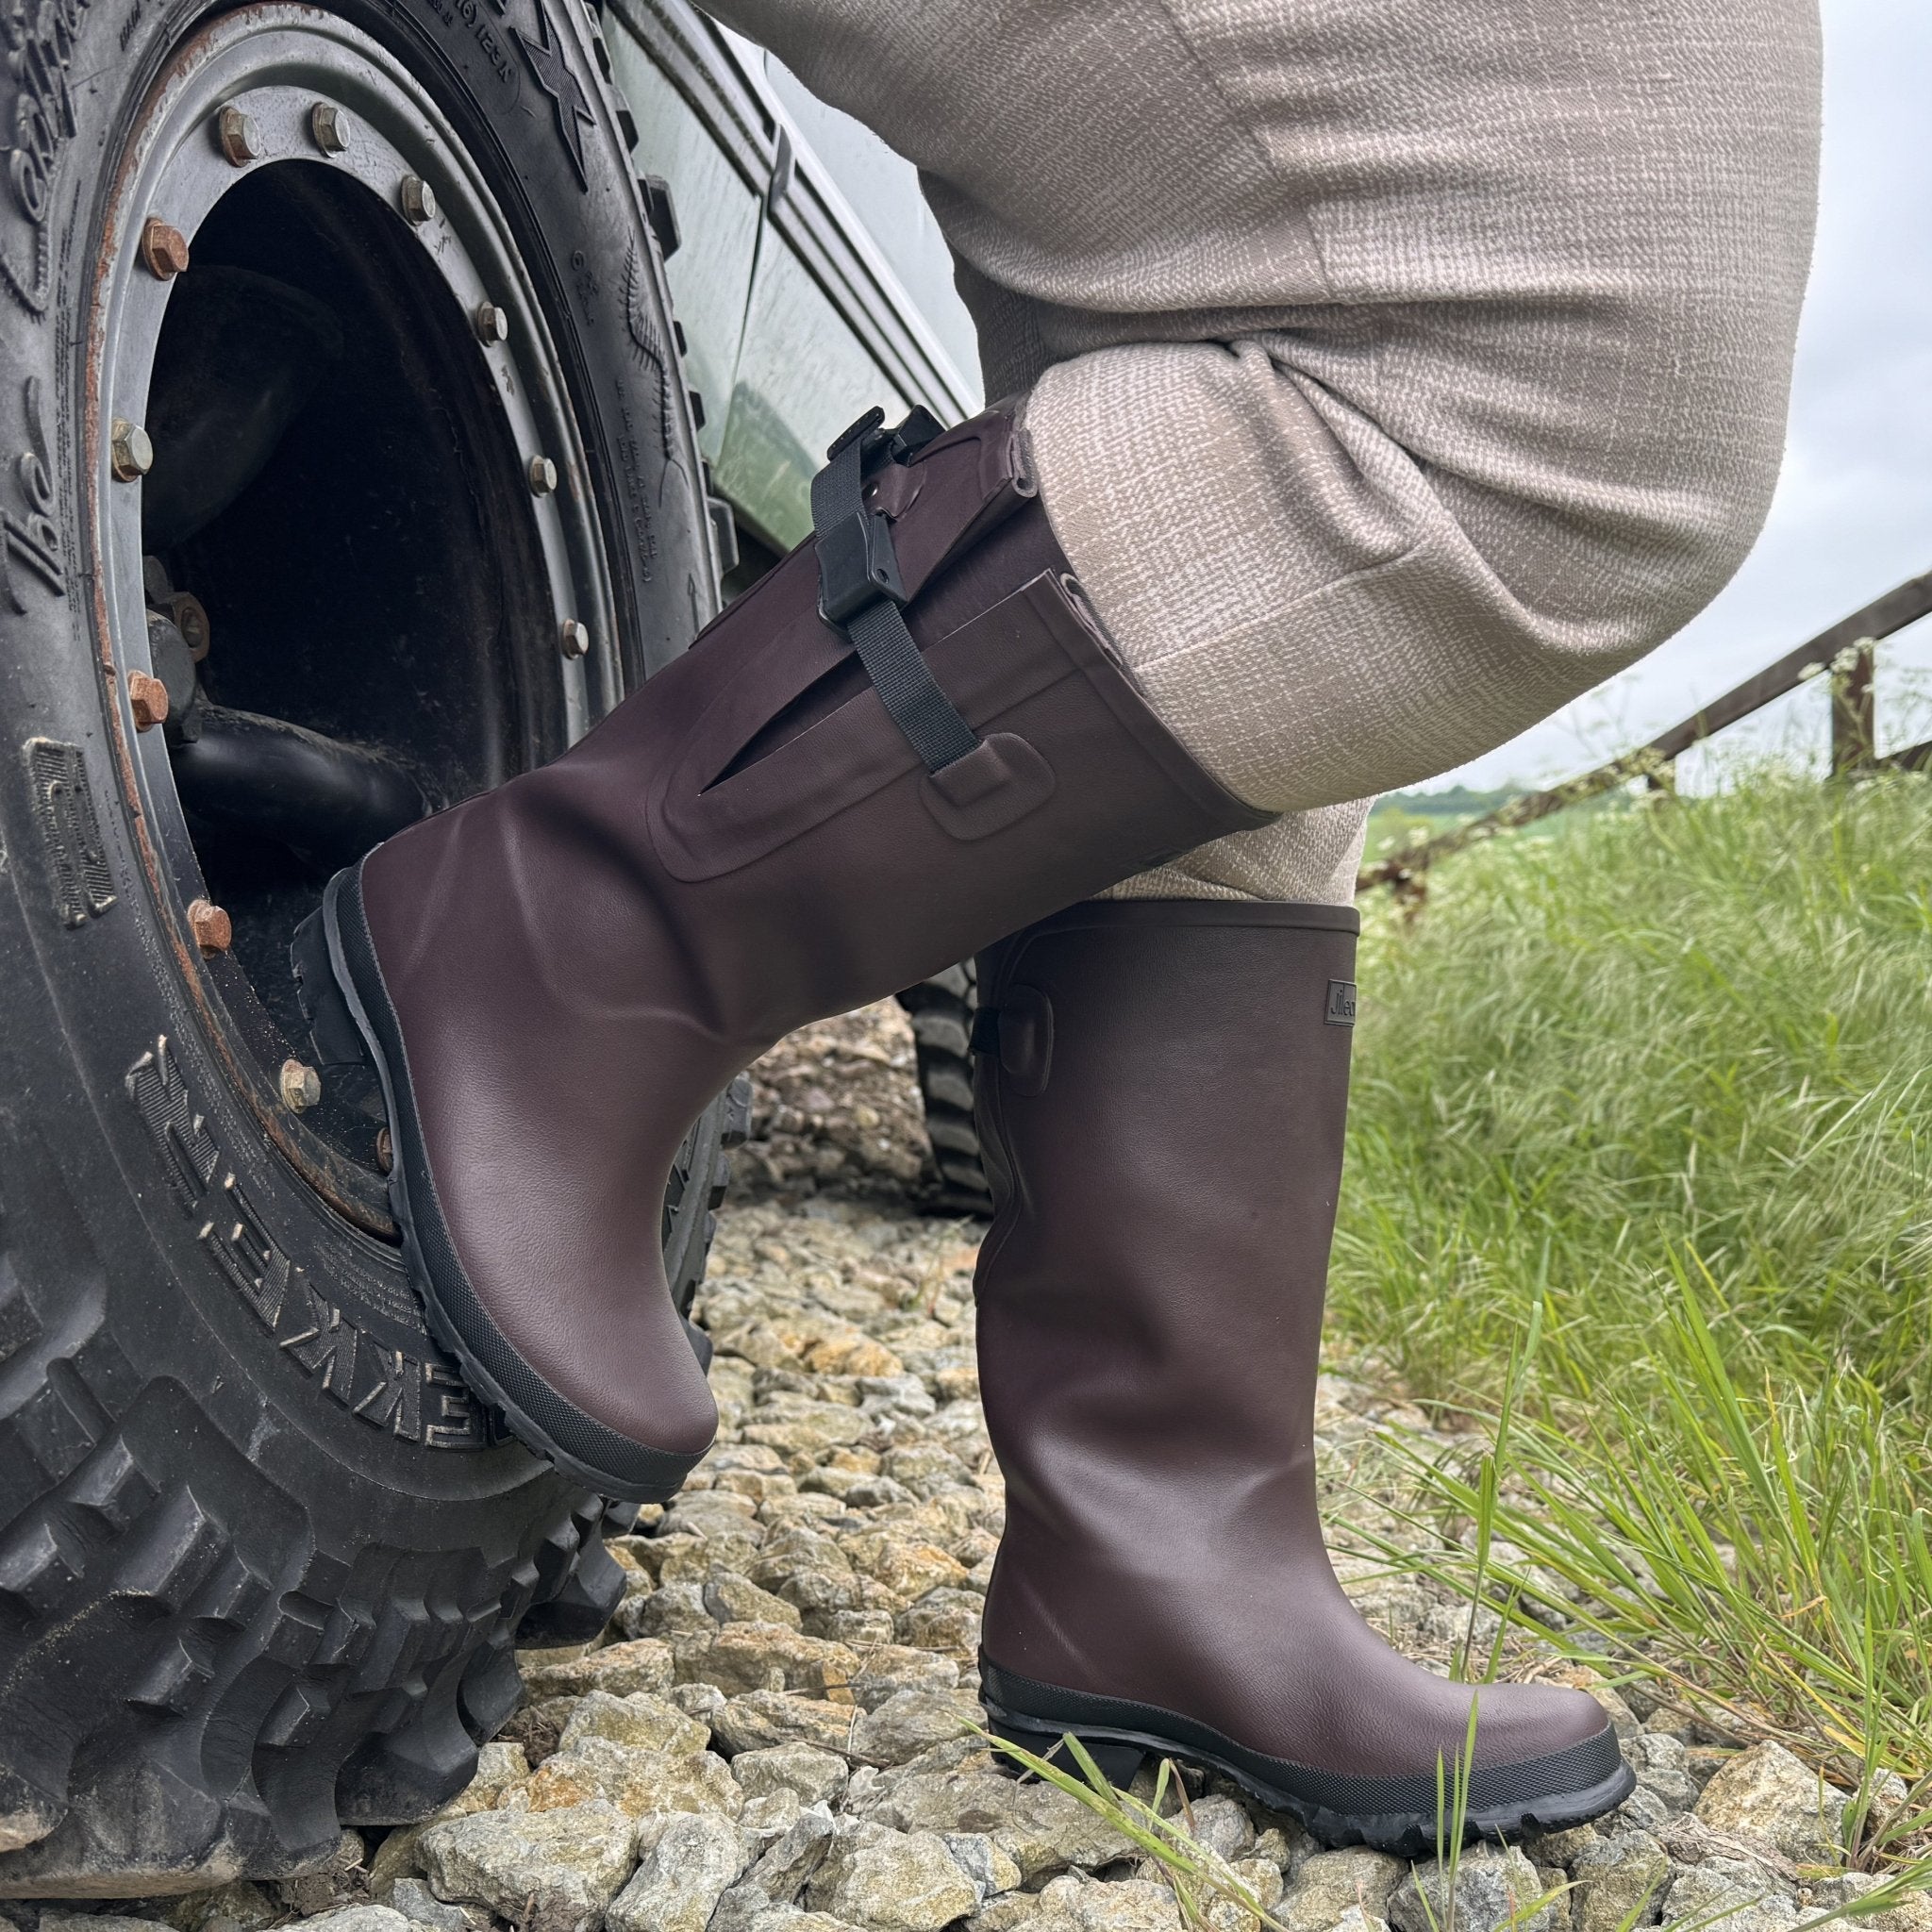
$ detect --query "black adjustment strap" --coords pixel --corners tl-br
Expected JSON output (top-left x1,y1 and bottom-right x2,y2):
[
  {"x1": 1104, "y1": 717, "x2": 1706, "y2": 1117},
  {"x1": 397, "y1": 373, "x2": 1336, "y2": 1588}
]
[{"x1": 812, "y1": 408, "x2": 979, "y2": 774}]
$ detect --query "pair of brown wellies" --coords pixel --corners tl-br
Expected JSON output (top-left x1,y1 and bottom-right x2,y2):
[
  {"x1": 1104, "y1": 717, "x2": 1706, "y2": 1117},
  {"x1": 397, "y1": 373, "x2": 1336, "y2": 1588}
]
[{"x1": 295, "y1": 406, "x2": 1633, "y2": 1852}]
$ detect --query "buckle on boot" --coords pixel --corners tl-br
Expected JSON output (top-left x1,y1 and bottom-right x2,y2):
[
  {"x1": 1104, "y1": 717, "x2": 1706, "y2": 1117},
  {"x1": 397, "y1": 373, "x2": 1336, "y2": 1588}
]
[
  {"x1": 812, "y1": 407, "x2": 943, "y2": 625},
  {"x1": 809, "y1": 407, "x2": 980, "y2": 774},
  {"x1": 815, "y1": 499, "x2": 907, "y2": 626}
]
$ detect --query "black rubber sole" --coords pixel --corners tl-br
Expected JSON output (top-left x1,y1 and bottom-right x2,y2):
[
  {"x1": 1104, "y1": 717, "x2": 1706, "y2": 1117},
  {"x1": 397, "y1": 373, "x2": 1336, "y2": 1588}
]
[
  {"x1": 981, "y1": 1661, "x2": 1636, "y2": 1856},
  {"x1": 292, "y1": 867, "x2": 709, "y2": 1505}
]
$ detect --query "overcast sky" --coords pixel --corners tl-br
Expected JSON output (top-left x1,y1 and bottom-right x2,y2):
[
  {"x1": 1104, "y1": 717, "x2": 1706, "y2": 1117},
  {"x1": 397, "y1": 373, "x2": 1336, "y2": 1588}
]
[{"x1": 1430, "y1": 0, "x2": 1932, "y2": 793}]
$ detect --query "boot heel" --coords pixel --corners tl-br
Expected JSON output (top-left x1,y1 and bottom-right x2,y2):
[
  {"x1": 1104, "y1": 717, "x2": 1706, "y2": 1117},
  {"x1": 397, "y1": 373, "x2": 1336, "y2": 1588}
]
[
  {"x1": 290, "y1": 905, "x2": 373, "y2": 1071},
  {"x1": 988, "y1": 1714, "x2": 1146, "y2": 1789}
]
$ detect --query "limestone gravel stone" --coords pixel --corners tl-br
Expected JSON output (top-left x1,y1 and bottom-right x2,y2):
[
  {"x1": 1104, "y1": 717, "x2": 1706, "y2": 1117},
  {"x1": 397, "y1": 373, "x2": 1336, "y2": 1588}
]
[
  {"x1": 804, "y1": 1820, "x2": 982, "y2": 1931},
  {"x1": 850, "y1": 1645, "x2": 962, "y2": 1708},
  {"x1": 1276, "y1": 1847, "x2": 1409, "y2": 1931},
  {"x1": 1662, "y1": 1864, "x2": 1802, "y2": 1932},
  {"x1": 1031, "y1": 1874, "x2": 1185, "y2": 1932},
  {"x1": 605, "y1": 1811, "x2": 748, "y2": 1932},
  {"x1": 515, "y1": 1737, "x2": 742, "y2": 1817},
  {"x1": 861, "y1": 1757, "x2": 1138, "y2": 1879},
  {"x1": 711, "y1": 1690, "x2": 861, "y2": 1757},
  {"x1": 418, "y1": 1798, "x2": 637, "y2": 1932},
  {"x1": 556, "y1": 1688, "x2": 709, "y2": 1757},
  {"x1": 675, "y1": 1623, "x2": 863, "y2": 1699},
  {"x1": 708, "y1": 1574, "x2": 808, "y2": 1629},
  {"x1": 1693, "y1": 1742, "x2": 1848, "y2": 1863},
  {"x1": 281, "y1": 1912, "x2": 408, "y2": 1932},
  {"x1": 848, "y1": 1688, "x2": 984, "y2": 1765},
  {"x1": 1570, "y1": 1826, "x2": 1671, "y2": 1932},
  {"x1": 735, "y1": 1743, "x2": 855, "y2": 1806},
  {"x1": 630, "y1": 1581, "x2": 718, "y2": 1637},
  {"x1": 519, "y1": 1639, "x2": 675, "y2": 1701},
  {"x1": 386, "y1": 1878, "x2": 472, "y2": 1932},
  {"x1": 1390, "y1": 1845, "x2": 1561, "y2": 1932}
]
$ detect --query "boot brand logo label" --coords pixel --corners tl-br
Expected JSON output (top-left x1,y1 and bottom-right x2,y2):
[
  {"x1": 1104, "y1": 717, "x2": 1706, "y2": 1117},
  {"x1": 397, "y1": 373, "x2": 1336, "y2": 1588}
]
[
  {"x1": 125, "y1": 1036, "x2": 491, "y2": 1450},
  {"x1": 1324, "y1": 979, "x2": 1357, "y2": 1026}
]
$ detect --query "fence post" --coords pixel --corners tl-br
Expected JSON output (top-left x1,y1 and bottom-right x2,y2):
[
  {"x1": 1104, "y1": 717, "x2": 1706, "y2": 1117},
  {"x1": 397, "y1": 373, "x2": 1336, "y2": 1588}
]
[{"x1": 1830, "y1": 637, "x2": 1877, "y2": 774}]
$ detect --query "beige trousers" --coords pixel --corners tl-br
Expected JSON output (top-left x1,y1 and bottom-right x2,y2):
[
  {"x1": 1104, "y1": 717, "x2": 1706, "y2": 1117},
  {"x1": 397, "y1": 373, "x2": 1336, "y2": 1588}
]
[{"x1": 705, "y1": 0, "x2": 1821, "y2": 902}]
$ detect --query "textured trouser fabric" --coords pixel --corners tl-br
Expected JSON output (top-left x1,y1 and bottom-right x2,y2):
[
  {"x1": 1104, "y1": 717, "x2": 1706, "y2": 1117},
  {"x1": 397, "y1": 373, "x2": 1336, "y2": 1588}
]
[{"x1": 703, "y1": 0, "x2": 1820, "y2": 902}]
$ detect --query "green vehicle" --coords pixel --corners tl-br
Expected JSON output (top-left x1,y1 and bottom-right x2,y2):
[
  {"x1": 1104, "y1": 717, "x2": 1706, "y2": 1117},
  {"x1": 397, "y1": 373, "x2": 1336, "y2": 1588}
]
[{"x1": 0, "y1": 0, "x2": 972, "y2": 1892}]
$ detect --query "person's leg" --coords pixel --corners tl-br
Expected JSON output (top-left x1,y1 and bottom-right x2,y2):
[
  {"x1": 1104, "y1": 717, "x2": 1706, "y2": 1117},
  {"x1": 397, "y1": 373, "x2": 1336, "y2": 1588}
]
[
  {"x1": 696, "y1": 0, "x2": 1816, "y2": 1840},
  {"x1": 707, "y1": 0, "x2": 1820, "y2": 839}
]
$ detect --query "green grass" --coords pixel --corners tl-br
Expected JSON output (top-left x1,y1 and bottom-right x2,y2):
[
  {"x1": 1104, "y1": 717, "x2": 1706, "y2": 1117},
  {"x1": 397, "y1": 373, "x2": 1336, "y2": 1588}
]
[{"x1": 1330, "y1": 768, "x2": 1932, "y2": 1857}]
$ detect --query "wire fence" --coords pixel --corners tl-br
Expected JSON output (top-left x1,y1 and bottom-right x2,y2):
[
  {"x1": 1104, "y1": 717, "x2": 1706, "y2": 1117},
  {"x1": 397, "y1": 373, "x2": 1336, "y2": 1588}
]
[{"x1": 1357, "y1": 567, "x2": 1932, "y2": 902}]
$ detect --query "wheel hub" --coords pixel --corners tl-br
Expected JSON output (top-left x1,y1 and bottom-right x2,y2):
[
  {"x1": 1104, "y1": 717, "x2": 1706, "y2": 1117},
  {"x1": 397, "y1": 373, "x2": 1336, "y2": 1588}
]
[{"x1": 92, "y1": 8, "x2": 617, "y2": 1231}]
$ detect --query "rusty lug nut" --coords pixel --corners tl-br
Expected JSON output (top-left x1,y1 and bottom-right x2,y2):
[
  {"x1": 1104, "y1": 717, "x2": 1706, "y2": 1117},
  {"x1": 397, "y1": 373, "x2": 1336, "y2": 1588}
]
[
  {"x1": 188, "y1": 897, "x2": 232, "y2": 956},
  {"x1": 475, "y1": 301, "x2": 510, "y2": 344},
  {"x1": 110, "y1": 419, "x2": 154, "y2": 481},
  {"x1": 309, "y1": 101, "x2": 351, "y2": 155},
  {"x1": 139, "y1": 218, "x2": 191, "y2": 280},
  {"x1": 375, "y1": 1125, "x2": 393, "y2": 1174},
  {"x1": 399, "y1": 175, "x2": 438, "y2": 225},
  {"x1": 217, "y1": 104, "x2": 260, "y2": 166},
  {"x1": 127, "y1": 670, "x2": 170, "y2": 732},
  {"x1": 558, "y1": 618, "x2": 591, "y2": 659},
  {"x1": 527, "y1": 455, "x2": 558, "y2": 496},
  {"x1": 279, "y1": 1058, "x2": 323, "y2": 1112},
  {"x1": 169, "y1": 591, "x2": 211, "y2": 660}
]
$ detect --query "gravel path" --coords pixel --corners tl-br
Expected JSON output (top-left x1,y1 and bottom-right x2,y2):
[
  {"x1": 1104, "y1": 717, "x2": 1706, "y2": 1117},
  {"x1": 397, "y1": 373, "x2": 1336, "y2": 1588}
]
[{"x1": 10, "y1": 1008, "x2": 1920, "y2": 1932}]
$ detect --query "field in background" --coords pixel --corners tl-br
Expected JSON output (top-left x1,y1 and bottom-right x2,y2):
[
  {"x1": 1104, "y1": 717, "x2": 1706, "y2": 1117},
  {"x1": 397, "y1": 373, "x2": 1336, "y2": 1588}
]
[{"x1": 1337, "y1": 767, "x2": 1932, "y2": 1850}]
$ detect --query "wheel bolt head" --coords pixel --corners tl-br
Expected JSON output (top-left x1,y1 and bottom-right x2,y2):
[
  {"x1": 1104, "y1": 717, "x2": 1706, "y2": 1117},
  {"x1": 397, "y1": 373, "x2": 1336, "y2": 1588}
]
[
  {"x1": 309, "y1": 101, "x2": 352, "y2": 155},
  {"x1": 127, "y1": 670, "x2": 169, "y2": 731},
  {"x1": 475, "y1": 301, "x2": 510, "y2": 344},
  {"x1": 528, "y1": 455, "x2": 558, "y2": 496},
  {"x1": 139, "y1": 218, "x2": 191, "y2": 280},
  {"x1": 279, "y1": 1058, "x2": 323, "y2": 1112},
  {"x1": 399, "y1": 175, "x2": 438, "y2": 225},
  {"x1": 375, "y1": 1125, "x2": 394, "y2": 1173},
  {"x1": 558, "y1": 618, "x2": 591, "y2": 659},
  {"x1": 188, "y1": 897, "x2": 232, "y2": 956},
  {"x1": 217, "y1": 104, "x2": 260, "y2": 166},
  {"x1": 110, "y1": 419, "x2": 154, "y2": 481}
]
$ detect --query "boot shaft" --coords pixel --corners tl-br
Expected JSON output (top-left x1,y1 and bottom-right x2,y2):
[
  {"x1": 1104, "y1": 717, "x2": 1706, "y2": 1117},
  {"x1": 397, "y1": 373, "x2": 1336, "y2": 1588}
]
[{"x1": 971, "y1": 900, "x2": 1359, "y2": 1674}]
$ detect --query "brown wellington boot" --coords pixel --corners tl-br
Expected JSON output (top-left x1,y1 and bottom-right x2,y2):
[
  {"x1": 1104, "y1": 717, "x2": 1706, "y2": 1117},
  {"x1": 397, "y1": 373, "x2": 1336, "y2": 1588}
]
[
  {"x1": 970, "y1": 900, "x2": 1635, "y2": 1851},
  {"x1": 289, "y1": 407, "x2": 1268, "y2": 1502}
]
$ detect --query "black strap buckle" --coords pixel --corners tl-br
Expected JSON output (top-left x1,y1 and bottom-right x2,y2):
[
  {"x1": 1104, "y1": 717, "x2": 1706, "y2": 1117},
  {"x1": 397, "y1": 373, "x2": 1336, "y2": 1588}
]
[
  {"x1": 809, "y1": 407, "x2": 979, "y2": 775},
  {"x1": 815, "y1": 500, "x2": 907, "y2": 626}
]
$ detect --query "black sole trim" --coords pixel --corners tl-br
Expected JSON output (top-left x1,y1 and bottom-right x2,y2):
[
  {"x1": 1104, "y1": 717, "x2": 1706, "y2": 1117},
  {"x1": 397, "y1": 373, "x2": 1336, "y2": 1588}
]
[
  {"x1": 302, "y1": 867, "x2": 707, "y2": 1504},
  {"x1": 980, "y1": 1659, "x2": 1635, "y2": 1856}
]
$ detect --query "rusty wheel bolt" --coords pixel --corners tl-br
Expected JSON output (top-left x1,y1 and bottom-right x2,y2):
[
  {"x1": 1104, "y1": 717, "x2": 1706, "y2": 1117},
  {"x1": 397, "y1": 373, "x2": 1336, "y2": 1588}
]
[
  {"x1": 127, "y1": 670, "x2": 170, "y2": 731},
  {"x1": 139, "y1": 218, "x2": 191, "y2": 280},
  {"x1": 310, "y1": 102, "x2": 351, "y2": 154},
  {"x1": 558, "y1": 618, "x2": 591, "y2": 660},
  {"x1": 188, "y1": 897, "x2": 232, "y2": 956},
  {"x1": 399, "y1": 175, "x2": 437, "y2": 225},
  {"x1": 375, "y1": 1125, "x2": 393, "y2": 1174},
  {"x1": 475, "y1": 301, "x2": 510, "y2": 344},
  {"x1": 527, "y1": 455, "x2": 558, "y2": 496},
  {"x1": 169, "y1": 591, "x2": 211, "y2": 660},
  {"x1": 217, "y1": 104, "x2": 260, "y2": 166},
  {"x1": 279, "y1": 1058, "x2": 323, "y2": 1112},
  {"x1": 110, "y1": 419, "x2": 154, "y2": 481}
]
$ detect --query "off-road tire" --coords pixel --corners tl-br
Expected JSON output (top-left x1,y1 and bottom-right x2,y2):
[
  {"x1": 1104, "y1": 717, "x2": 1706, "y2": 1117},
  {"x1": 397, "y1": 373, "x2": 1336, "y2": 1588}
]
[
  {"x1": 0, "y1": 0, "x2": 727, "y2": 1894},
  {"x1": 897, "y1": 965, "x2": 993, "y2": 1215}
]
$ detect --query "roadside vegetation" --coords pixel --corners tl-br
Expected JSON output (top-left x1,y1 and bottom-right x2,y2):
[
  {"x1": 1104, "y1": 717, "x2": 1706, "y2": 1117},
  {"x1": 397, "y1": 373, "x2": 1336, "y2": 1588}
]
[{"x1": 1333, "y1": 768, "x2": 1932, "y2": 1861}]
